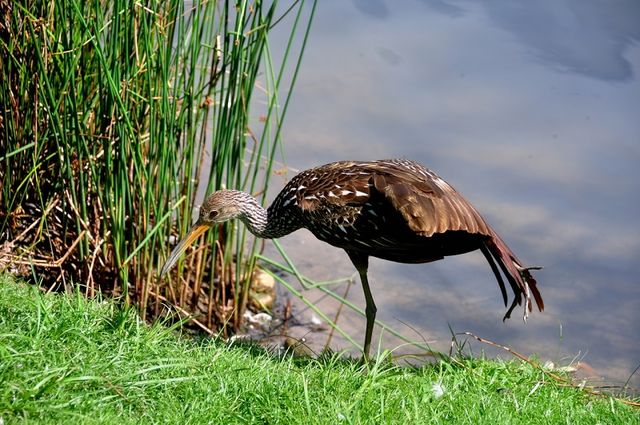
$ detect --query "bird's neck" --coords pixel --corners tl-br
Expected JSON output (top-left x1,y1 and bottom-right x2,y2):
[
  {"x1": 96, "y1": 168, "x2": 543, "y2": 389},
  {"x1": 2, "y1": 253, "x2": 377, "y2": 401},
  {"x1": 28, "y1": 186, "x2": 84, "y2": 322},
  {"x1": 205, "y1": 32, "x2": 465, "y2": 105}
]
[{"x1": 234, "y1": 191, "x2": 300, "y2": 239}]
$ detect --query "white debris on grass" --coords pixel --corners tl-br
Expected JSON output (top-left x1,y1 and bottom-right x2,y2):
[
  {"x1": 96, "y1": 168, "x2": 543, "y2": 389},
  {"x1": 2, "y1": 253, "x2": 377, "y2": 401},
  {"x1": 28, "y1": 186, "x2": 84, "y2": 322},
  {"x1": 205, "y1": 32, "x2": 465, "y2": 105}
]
[{"x1": 431, "y1": 382, "x2": 445, "y2": 398}]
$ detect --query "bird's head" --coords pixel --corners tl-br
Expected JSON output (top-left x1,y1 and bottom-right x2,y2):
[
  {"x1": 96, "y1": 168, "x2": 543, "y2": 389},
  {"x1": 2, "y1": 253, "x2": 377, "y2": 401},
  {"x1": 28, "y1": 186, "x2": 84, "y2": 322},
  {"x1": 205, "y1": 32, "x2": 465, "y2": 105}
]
[
  {"x1": 198, "y1": 190, "x2": 245, "y2": 224},
  {"x1": 160, "y1": 190, "x2": 243, "y2": 277}
]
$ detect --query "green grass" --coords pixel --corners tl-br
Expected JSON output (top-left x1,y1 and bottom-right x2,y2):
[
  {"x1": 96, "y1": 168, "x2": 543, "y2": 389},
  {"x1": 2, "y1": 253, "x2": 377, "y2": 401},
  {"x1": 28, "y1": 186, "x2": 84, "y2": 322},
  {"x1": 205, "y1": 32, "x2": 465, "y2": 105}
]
[{"x1": 1, "y1": 275, "x2": 638, "y2": 424}]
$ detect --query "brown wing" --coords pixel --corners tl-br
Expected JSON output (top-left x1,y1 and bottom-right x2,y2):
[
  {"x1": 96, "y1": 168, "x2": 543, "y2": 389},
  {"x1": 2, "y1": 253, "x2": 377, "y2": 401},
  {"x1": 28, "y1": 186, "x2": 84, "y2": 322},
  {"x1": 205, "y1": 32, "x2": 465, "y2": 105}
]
[
  {"x1": 368, "y1": 160, "x2": 493, "y2": 238},
  {"x1": 290, "y1": 159, "x2": 491, "y2": 237},
  {"x1": 291, "y1": 161, "x2": 375, "y2": 211}
]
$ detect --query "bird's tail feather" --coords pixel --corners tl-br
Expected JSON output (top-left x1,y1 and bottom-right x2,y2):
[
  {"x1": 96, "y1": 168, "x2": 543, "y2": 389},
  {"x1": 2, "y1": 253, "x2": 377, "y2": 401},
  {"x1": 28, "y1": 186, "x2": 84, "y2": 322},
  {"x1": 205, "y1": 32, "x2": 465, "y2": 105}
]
[{"x1": 482, "y1": 232, "x2": 544, "y2": 321}]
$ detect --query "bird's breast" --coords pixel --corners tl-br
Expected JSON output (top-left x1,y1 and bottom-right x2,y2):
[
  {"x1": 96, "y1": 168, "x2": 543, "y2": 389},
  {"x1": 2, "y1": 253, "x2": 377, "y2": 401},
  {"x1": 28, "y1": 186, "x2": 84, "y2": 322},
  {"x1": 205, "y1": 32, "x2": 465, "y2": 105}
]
[{"x1": 303, "y1": 200, "x2": 412, "y2": 250}]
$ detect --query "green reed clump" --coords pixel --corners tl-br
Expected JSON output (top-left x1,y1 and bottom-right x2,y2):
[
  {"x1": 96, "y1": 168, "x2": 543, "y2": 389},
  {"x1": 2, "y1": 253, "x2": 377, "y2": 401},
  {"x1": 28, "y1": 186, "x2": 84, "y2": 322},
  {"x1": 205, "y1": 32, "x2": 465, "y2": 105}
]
[{"x1": 0, "y1": 0, "x2": 314, "y2": 334}]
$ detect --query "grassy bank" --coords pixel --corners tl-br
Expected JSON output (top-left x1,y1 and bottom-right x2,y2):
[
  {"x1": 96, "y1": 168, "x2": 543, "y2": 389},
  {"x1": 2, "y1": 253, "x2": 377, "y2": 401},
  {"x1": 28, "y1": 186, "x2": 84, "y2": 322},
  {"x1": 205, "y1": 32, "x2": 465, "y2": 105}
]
[{"x1": 0, "y1": 275, "x2": 637, "y2": 424}]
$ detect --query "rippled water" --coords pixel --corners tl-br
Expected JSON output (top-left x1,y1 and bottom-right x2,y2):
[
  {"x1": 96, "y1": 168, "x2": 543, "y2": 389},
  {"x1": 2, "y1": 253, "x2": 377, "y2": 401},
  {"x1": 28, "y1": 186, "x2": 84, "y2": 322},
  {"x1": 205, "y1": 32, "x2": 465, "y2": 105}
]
[{"x1": 257, "y1": 0, "x2": 640, "y2": 385}]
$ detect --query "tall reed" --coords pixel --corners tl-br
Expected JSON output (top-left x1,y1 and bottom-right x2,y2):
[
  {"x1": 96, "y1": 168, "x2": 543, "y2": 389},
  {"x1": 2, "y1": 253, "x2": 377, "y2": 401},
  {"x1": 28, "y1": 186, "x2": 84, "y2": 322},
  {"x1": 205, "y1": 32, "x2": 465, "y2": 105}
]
[{"x1": 0, "y1": 0, "x2": 314, "y2": 334}]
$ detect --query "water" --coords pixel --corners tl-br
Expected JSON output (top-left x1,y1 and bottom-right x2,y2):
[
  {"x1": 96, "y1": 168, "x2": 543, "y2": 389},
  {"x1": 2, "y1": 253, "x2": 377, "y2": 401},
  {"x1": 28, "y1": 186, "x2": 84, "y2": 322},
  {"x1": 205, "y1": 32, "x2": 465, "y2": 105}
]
[{"x1": 259, "y1": 0, "x2": 640, "y2": 386}]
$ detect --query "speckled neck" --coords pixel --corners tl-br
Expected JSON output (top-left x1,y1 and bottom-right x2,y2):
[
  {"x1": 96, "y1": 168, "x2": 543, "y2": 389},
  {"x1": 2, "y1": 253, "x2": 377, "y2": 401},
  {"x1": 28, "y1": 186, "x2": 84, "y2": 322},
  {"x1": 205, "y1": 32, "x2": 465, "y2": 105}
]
[{"x1": 232, "y1": 191, "x2": 300, "y2": 239}]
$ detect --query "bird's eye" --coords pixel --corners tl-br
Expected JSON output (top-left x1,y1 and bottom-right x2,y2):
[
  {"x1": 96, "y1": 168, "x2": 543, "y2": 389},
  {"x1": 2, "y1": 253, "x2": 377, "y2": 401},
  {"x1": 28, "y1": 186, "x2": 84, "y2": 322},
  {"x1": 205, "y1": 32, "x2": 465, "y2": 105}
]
[{"x1": 208, "y1": 210, "x2": 219, "y2": 220}]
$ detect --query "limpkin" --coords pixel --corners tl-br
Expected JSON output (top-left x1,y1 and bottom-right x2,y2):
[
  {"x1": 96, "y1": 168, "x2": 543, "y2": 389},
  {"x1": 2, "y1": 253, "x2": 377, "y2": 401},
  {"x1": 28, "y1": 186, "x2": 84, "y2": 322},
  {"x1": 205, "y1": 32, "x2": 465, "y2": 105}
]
[{"x1": 160, "y1": 159, "x2": 543, "y2": 358}]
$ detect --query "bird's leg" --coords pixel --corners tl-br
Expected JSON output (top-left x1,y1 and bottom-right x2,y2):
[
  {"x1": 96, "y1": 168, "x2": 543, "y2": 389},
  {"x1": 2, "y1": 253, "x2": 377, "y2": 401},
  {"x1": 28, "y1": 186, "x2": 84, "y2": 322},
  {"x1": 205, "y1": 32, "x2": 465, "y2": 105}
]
[{"x1": 346, "y1": 251, "x2": 376, "y2": 361}]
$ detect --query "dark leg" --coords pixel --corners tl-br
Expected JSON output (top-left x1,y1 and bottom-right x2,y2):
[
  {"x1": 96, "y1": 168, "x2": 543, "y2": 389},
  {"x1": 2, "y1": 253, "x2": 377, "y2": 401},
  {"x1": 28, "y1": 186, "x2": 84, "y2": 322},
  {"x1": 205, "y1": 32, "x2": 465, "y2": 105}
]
[{"x1": 346, "y1": 250, "x2": 376, "y2": 360}]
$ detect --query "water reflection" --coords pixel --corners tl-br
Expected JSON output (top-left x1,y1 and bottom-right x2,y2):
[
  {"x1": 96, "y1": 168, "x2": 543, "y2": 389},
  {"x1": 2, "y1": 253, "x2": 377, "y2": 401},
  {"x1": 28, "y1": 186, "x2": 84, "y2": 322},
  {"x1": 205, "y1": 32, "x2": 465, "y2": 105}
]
[
  {"x1": 262, "y1": 0, "x2": 640, "y2": 385},
  {"x1": 481, "y1": 0, "x2": 640, "y2": 81}
]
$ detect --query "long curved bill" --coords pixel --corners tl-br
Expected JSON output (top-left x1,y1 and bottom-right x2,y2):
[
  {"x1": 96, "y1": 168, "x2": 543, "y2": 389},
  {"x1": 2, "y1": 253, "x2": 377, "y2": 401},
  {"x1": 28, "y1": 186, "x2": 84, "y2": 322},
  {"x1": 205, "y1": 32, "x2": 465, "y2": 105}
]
[{"x1": 160, "y1": 220, "x2": 210, "y2": 277}]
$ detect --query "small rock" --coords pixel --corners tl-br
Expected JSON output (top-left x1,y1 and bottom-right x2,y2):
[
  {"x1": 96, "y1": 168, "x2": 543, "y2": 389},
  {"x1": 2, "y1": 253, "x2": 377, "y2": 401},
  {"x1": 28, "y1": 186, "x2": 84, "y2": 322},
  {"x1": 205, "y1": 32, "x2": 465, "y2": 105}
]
[
  {"x1": 243, "y1": 311, "x2": 273, "y2": 330},
  {"x1": 249, "y1": 269, "x2": 276, "y2": 310}
]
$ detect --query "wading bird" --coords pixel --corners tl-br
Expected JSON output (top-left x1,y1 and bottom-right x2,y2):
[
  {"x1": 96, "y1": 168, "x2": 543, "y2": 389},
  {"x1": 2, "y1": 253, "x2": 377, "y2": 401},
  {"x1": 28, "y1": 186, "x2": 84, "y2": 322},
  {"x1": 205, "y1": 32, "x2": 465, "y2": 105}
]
[{"x1": 160, "y1": 159, "x2": 543, "y2": 358}]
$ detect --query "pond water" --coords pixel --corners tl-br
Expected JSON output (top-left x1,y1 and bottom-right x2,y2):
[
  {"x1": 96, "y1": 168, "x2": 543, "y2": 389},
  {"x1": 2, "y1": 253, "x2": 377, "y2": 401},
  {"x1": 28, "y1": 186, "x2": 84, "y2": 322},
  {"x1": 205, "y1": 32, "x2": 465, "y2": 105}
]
[{"x1": 260, "y1": 0, "x2": 640, "y2": 386}]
